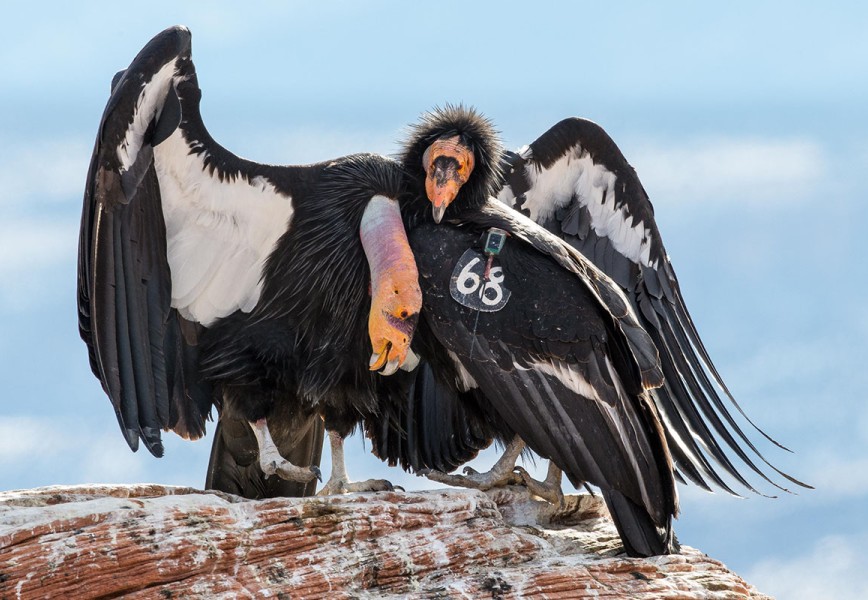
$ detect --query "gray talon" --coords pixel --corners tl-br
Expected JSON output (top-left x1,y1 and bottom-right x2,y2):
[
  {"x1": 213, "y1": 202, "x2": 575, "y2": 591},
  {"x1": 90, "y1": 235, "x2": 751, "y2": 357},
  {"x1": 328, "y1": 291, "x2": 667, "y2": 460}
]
[
  {"x1": 310, "y1": 466, "x2": 323, "y2": 482},
  {"x1": 514, "y1": 463, "x2": 564, "y2": 505}
]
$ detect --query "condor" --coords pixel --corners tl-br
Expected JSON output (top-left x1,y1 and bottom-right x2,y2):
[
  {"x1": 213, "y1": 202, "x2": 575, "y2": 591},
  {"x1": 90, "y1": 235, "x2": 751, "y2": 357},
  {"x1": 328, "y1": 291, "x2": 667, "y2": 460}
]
[{"x1": 78, "y1": 26, "x2": 483, "y2": 499}]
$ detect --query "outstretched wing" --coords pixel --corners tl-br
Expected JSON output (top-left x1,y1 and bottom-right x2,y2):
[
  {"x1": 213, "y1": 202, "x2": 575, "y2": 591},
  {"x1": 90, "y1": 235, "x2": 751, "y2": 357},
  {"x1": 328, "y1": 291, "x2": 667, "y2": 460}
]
[
  {"x1": 78, "y1": 26, "x2": 301, "y2": 456},
  {"x1": 498, "y1": 117, "x2": 808, "y2": 494}
]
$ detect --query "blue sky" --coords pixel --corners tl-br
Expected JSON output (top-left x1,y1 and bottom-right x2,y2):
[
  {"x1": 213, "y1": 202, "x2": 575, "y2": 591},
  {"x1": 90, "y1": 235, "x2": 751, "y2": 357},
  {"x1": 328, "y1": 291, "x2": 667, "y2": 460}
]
[{"x1": 2, "y1": 2, "x2": 867, "y2": 597}]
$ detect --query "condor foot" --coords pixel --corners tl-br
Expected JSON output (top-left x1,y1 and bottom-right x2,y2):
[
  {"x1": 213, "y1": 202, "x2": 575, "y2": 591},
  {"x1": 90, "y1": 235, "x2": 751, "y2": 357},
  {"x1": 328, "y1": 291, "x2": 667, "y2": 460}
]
[
  {"x1": 422, "y1": 436, "x2": 527, "y2": 491},
  {"x1": 263, "y1": 458, "x2": 322, "y2": 484},
  {"x1": 250, "y1": 418, "x2": 322, "y2": 484},
  {"x1": 421, "y1": 465, "x2": 523, "y2": 491},
  {"x1": 317, "y1": 477, "x2": 397, "y2": 496},
  {"x1": 514, "y1": 464, "x2": 565, "y2": 506}
]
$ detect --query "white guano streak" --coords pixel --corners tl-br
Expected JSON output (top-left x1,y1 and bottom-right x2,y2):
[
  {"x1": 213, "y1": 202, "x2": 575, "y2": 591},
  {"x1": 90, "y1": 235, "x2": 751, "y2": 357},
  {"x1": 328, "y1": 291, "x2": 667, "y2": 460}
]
[{"x1": 154, "y1": 128, "x2": 293, "y2": 326}]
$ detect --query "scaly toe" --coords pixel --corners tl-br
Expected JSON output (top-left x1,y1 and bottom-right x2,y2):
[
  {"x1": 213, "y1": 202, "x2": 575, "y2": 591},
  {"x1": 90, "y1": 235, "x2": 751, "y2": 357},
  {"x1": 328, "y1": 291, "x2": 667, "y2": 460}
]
[
  {"x1": 514, "y1": 466, "x2": 564, "y2": 505},
  {"x1": 316, "y1": 479, "x2": 347, "y2": 496},
  {"x1": 344, "y1": 479, "x2": 394, "y2": 493},
  {"x1": 423, "y1": 469, "x2": 506, "y2": 491},
  {"x1": 273, "y1": 460, "x2": 320, "y2": 483}
]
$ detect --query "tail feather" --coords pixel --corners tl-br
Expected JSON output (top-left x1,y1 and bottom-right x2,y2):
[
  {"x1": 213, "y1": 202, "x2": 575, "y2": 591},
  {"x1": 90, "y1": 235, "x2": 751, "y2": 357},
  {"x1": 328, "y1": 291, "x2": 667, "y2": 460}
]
[{"x1": 601, "y1": 490, "x2": 679, "y2": 557}]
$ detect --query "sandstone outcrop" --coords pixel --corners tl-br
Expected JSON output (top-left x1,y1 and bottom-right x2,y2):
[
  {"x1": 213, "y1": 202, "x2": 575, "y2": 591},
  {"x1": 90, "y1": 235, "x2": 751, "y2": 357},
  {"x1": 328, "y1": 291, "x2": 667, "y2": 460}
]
[{"x1": 0, "y1": 484, "x2": 770, "y2": 598}]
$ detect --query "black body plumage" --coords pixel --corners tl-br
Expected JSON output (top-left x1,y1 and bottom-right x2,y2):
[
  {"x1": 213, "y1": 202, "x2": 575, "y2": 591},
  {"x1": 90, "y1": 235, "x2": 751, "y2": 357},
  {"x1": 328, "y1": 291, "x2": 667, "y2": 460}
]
[{"x1": 197, "y1": 154, "x2": 405, "y2": 430}]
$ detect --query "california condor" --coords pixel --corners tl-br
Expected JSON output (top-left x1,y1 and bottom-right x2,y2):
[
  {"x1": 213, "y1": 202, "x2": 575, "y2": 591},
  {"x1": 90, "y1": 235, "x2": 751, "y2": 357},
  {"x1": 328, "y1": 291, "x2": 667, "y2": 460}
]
[
  {"x1": 77, "y1": 26, "x2": 481, "y2": 498},
  {"x1": 396, "y1": 105, "x2": 809, "y2": 556},
  {"x1": 398, "y1": 106, "x2": 679, "y2": 556}
]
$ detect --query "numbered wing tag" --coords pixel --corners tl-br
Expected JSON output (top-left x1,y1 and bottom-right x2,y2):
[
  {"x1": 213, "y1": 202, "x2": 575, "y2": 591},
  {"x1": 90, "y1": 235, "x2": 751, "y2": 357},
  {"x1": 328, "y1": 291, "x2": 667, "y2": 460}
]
[{"x1": 449, "y1": 249, "x2": 511, "y2": 312}]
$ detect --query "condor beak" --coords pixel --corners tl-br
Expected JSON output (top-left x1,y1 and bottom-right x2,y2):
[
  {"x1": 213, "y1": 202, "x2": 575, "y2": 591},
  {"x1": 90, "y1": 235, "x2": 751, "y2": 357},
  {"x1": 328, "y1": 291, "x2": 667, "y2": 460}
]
[
  {"x1": 360, "y1": 195, "x2": 423, "y2": 376},
  {"x1": 422, "y1": 136, "x2": 475, "y2": 224},
  {"x1": 427, "y1": 177, "x2": 461, "y2": 224}
]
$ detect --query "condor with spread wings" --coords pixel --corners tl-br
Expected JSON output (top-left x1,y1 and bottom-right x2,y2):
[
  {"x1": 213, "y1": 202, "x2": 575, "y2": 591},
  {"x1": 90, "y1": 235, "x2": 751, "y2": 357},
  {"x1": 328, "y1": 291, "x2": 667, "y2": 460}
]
[{"x1": 77, "y1": 26, "x2": 483, "y2": 498}]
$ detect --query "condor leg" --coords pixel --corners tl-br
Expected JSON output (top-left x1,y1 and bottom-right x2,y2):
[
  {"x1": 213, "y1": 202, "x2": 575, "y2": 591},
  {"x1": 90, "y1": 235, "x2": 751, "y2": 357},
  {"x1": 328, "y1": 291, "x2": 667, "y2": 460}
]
[
  {"x1": 317, "y1": 430, "x2": 395, "y2": 495},
  {"x1": 249, "y1": 418, "x2": 322, "y2": 483},
  {"x1": 423, "y1": 435, "x2": 525, "y2": 490}
]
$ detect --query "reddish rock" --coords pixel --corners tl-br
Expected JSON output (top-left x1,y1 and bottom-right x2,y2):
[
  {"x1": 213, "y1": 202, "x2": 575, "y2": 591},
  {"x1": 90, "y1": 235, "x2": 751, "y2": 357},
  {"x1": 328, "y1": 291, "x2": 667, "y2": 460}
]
[{"x1": 0, "y1": 484, "x2": 770, "y2": 599}]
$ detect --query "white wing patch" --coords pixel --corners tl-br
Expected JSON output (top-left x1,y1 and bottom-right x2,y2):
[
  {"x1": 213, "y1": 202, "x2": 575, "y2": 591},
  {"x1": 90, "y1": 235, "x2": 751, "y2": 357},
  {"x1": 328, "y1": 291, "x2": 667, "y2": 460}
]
[
  {"x1": 117, "y1": 60, "x2": 178, "y2": 172},
  {"x1": 496, "y1": 183, "x2": 515, "y2": 207},
  {"x1": 502, "y1": 145, "x2": 656, "y2": 268},
  {"x1": 154, "y1": 128, "x2": 294, "y2": 326}
]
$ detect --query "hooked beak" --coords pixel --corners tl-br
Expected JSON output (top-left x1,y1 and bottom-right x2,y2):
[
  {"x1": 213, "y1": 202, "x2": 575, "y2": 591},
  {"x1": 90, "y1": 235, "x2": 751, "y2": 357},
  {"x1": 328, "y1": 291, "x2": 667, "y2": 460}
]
[
  {"x1": 427, "y1": 177, "x2": 461, "y2": 224},
  {"x1": 422, "y1": 136, "x2": 475, "y2": 224}
]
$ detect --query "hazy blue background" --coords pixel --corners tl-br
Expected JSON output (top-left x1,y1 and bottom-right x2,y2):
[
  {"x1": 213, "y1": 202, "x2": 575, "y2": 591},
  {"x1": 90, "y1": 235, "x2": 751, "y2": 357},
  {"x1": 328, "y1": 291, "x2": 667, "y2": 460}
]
[{"x1": 2, "y1": 3, "x2": 866, "y2": 597}]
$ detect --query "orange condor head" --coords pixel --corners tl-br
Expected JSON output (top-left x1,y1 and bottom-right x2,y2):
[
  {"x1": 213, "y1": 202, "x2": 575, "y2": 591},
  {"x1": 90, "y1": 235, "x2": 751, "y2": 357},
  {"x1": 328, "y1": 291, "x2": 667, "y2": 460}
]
[{"x1": 422, "y1": 135, "x2": 475, "y2": 223}]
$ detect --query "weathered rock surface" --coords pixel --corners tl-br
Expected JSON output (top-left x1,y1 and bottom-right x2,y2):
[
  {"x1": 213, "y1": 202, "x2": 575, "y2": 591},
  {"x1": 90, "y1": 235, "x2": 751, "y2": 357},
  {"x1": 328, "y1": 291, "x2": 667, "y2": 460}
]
[{"x1": 0, "y1": 484, "x2": 770, "y2": 599}]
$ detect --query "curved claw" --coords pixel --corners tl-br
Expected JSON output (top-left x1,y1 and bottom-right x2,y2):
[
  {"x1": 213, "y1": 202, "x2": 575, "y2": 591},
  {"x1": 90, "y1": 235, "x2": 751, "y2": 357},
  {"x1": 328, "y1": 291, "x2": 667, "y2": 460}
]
[
  {"x1": 344, "y1": 479, "x2": 395, "y2": 493},
  {"x1": 513, "y1": 465, "x2": 564, "y2": 506},
  {"x1": 310, "y1": 465, "x2": 323, "y2": 482}
]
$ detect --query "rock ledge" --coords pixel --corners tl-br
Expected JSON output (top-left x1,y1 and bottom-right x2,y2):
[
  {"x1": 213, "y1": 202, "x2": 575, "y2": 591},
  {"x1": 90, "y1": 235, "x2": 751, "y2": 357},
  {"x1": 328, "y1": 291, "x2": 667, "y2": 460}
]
[{"x1": 0, "y1": 484, "x2": 769, "y2": 599}]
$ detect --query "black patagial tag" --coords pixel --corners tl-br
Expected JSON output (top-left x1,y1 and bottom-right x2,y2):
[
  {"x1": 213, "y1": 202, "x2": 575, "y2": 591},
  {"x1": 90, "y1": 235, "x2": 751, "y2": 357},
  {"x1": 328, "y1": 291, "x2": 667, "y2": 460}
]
[{"x1": 450, "y1": 249, "x2": 511, "y2": 312}]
